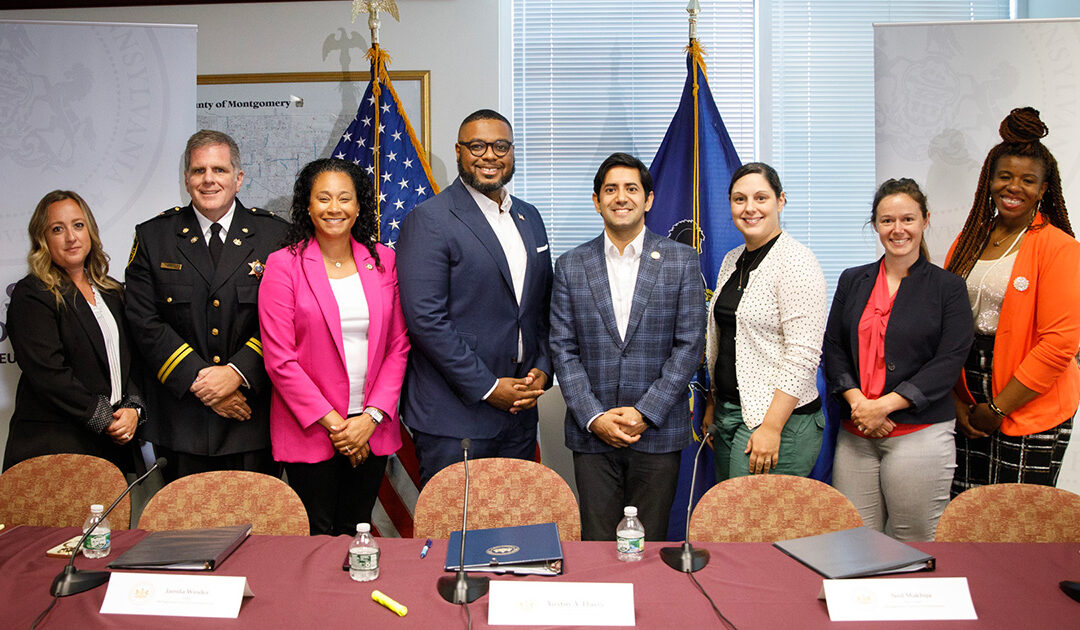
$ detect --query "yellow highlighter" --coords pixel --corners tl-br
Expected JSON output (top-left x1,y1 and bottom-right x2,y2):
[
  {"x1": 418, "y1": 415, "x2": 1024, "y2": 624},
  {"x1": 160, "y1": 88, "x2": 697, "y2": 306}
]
[{"x1": 372, "y1": 590, "x2": 408, "y2": 617}]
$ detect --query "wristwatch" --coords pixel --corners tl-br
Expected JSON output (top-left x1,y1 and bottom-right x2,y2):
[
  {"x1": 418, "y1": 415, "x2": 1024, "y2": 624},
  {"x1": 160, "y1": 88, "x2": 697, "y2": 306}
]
[{"x1": 363, "y1": 406, "x2": 385, "y2": 425}]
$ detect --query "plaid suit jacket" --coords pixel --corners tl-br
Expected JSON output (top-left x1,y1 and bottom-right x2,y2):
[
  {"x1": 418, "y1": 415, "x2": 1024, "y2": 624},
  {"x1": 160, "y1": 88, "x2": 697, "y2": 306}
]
[{"x1": 551, "y1": 229, "x2": 705, "y2": 454}]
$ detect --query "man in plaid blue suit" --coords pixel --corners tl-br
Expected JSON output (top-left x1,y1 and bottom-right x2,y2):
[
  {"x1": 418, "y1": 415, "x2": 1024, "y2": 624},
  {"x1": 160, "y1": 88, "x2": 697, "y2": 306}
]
[{"x1": 550, "y1": 153, "x2": 706, "y2": 541}]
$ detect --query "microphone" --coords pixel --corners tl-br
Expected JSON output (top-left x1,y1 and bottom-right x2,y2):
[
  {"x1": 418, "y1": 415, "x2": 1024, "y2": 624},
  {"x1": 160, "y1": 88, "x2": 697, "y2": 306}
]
[
  {"x1": 437, "y1": 439, "x2": 489, "y2": 604},
  {"x1": 660, "y1": 423, "x2": 721, "y2": 573},
  {"x1": 50, "y1": 457, "x2": 167, "y2": 597}
]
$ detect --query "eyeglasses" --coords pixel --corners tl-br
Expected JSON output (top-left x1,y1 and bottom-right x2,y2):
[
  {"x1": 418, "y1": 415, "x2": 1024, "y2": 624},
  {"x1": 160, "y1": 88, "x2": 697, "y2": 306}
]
[{"x1": 458, "y1": 140, "x2": 514, "y2": 157}]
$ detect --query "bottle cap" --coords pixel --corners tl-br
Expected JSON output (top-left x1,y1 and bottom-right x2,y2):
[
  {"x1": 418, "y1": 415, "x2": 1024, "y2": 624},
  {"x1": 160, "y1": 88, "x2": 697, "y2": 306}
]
[
  {"x1": 90, "y1": 504, "x2": 104, "y2": 513},
  {"x1": 624, "y1": 506, "x2": 637, "y2": 517},
  {"x1": 357, "y1": 523, "x2": 371, "y2": 533}
]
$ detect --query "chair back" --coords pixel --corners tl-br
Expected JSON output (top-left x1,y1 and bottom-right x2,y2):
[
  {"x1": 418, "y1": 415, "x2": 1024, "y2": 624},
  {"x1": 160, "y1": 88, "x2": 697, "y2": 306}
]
[
  {"x1": 137, "y1": 470, "x2": 308, "y2": 536},
  {"x1": 0, "y1": 453, "x2": 131, "y2": 529},
  {"x1": 413, "y1": 457, "x2": 581, "y2": 541},
  {"x1": 689, "y1": 474, "x2": 863, "y2": 542},
  {"x1": 935, "y1": 483, "x2": 1080, "y2": 542}
]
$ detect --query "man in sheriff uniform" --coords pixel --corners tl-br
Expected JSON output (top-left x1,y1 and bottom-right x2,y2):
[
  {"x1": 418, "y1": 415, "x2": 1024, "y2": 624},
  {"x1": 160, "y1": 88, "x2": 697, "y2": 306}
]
[{"x1": 126, "y1": 129, "x2": 288, "y2": 481}]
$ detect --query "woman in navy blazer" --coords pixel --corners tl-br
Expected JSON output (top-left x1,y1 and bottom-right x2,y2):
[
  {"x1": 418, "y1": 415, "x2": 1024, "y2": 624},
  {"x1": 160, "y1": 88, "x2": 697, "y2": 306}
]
[
  {"x1": 4, "y1": 190, "x2": 144, "y2": 472},
  {"x1": 259, "y1": 159, "x2": 410, "y2": 536},
  {"x1": 824, "y1": 179, "x2": 972, "y2": 541}
]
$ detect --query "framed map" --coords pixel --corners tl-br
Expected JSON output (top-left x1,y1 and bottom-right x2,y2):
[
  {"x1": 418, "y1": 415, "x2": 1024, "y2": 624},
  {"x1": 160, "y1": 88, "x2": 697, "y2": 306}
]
[{"x1": 196, "y1": 71, "x2": 430, "y2": 216}]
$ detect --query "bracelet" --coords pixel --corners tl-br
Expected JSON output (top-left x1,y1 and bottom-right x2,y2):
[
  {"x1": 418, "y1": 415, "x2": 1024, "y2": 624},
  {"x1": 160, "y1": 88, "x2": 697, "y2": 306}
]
[{"x1": 987, "y1": 399, "x2": 1008, "y2": 418}]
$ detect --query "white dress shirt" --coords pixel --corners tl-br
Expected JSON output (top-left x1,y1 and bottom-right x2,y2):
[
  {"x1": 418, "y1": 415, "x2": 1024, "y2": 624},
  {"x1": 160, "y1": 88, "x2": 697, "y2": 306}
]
[
  {"x1": 463, "y1": 182, "x2": 528, "y2": 401},
  {"x1": 604, "y1": 228, "x2": 645, "y2": 341},
  {"x1": 583, "y1": 228, "x2": 646, "y2": 432},
  {"x1": 194, "y1": 200, "x2": 235, "y2": 246},
  {"x1": 193, "y1": 201, "x2": 249, "y2": 387}
]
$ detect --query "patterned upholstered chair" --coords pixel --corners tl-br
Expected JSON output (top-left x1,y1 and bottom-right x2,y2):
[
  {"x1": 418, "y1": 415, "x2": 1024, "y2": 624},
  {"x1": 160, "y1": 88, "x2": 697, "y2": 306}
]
[
  {"x1": 413, "y1": 457, "x2": 581, "y2": 541},
  {"x1": 0, "y1": 453, "x2": 131, "y2": 529},
  {"x1": 137, "y1": 470, "x2": 309, "y2": 536},
  {"x1": 935, "y1": 483, "x2": 1080, "y2": 542},
  {"x1": 689, "y1": 474, "x2": 863, "y2": 542}
]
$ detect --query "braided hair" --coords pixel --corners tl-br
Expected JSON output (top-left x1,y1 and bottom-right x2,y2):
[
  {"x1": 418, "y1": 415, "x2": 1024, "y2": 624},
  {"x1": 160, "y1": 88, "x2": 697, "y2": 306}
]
[{"x1": 946, "y1": 107, "x2": 1072, "y2": 278}]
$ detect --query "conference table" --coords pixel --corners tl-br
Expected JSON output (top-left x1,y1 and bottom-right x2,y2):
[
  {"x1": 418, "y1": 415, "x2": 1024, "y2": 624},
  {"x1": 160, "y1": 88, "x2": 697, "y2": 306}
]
[{"x1": 0, "y1": 525, "x2": 1076, "y2": 629}]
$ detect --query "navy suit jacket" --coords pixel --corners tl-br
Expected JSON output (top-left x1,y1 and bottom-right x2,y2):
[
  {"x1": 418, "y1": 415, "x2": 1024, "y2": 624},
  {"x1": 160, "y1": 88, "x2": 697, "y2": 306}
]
[
  {"x1": 397, "y1": 179, "x2": 553, "y2": 439},
  {"x1": 550, "y1": 229, "x2": 705, "y2": 454},
  {"x1": 823, "y1": 256, "x2": 973, "y2": 424}
]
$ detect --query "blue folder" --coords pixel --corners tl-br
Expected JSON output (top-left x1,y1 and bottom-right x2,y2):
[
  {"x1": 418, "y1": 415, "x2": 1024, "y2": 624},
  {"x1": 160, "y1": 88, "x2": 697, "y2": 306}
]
[{"x1": 444, "y1": 521, "x2": 564, "y2": 576}]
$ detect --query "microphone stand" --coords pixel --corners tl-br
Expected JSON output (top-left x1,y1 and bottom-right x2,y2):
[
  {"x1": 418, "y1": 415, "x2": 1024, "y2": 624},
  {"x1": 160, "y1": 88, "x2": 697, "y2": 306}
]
[
  {"x1": 50, "y1": 457, "x2": 166, "y2": 597},
  {"x1": 437, "y1": 440, "x2": 489, "y2": 604},
  {"x1": 660, "y1": 424, "x2": 718, "y2": 573}
]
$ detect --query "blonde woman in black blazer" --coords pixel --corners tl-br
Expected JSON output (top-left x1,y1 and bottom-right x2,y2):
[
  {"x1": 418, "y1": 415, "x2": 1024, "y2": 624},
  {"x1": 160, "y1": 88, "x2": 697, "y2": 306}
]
[{"x1": 3, "y1": 191, "x2": 144, "y2": 472}]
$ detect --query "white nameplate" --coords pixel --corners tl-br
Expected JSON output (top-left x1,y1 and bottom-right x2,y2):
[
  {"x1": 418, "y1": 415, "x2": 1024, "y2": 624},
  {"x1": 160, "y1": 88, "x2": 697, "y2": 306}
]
[
  {"x1": 101, "y1": 572, "x2": 254, "y2": 618},
  {"x1": 488, "y1": 581, "x2": 634, "y2": 626},
  {"x1": 821, "y1": 577, "x2": 977, "y2": 621}
]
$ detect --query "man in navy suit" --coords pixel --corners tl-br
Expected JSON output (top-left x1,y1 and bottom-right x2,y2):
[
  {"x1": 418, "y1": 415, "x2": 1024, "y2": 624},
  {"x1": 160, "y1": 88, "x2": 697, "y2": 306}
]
[
  {"x1": 551, "y1": 153, "x2": 705, "y2": 541},
  {"x1": 397, "y1": 110, "x2": 553, "y2": 485}
]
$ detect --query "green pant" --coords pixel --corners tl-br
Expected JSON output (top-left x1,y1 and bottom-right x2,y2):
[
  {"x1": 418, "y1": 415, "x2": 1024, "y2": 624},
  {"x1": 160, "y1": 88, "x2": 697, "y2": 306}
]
[{"x1": 712, "y1": 401, "x2": 825, "y2": 482}]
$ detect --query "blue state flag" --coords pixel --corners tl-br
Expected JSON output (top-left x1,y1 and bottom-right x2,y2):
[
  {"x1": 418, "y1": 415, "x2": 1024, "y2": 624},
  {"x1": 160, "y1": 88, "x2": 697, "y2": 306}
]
[
  {"x1": 332, "y1": 46, "x2": 439, "y2": 248},
  {"x1": 645, "y1": 41, "x2": 743, "y2": 540}
]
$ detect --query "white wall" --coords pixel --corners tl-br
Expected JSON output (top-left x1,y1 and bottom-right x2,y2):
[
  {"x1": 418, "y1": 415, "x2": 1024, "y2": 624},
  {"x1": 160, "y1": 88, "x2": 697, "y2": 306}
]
[{"x1": 0, "y1": 1, "x2": 502, "y2": 189}]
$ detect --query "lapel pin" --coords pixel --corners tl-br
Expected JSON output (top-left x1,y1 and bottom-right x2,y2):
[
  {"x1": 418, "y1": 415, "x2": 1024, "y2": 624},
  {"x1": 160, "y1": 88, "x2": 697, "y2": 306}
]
[
  {"x1": 366, "y1": 263, "x2": 374, "y2": 270},
  {"x1": 248, "y1": 259, "x2": 265, "y2": 279},
  {"x1": 517, "y1": 213, "x2": 525, "y2": 221},
  {"x1": 1013, "y1": 276, "x2": 1029, "y2": 292},
  {"x1": 650, "y1": 251, "x2": 661, "y2": 260},
  {"x1": 232, "y1": 238, "x2": 242, "y2": 246},
  {"x1": 190, "y1": 236, "x2": 199, "y2": 244},
  {"x1": 181, "y1": 227, "x2": 190, "y2": 234}
]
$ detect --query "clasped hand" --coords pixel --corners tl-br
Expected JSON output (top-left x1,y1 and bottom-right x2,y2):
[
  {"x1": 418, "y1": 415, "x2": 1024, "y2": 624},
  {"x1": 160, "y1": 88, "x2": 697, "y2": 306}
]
[
  {"x1": 327, "y1": 413, "x2": 377, "y2": 467},
  {"x1": 591, "y1": 407, "x2": 647, "y2": 448},
  {"x1": 486, "y1": 368, "x2": 547, "y2": 413},
  {"x1": 849, "y1": 397, "x2": 895, "y2": 439}
]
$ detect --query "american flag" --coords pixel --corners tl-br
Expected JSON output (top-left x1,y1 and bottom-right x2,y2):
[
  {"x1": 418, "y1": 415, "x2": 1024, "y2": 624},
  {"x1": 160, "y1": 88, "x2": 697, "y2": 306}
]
[
  {"x1": 331, "y1": 47, "x2": 439, "y2": 251},
  {"x1": 330, "y1": 46, "x2": 438, "y2": 537}
]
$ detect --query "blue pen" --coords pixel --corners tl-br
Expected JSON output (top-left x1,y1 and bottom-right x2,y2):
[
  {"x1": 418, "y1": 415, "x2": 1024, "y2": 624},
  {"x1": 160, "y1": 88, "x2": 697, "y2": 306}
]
[{"x1": 420, "y1": 538, "x2": 433, "y2": 558}]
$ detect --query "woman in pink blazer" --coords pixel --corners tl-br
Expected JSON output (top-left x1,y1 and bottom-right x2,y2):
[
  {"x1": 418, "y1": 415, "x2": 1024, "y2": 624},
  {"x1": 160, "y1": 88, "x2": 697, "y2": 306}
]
[{"x1": 259, "y1": 158, "x2": 410, "y2": 536}]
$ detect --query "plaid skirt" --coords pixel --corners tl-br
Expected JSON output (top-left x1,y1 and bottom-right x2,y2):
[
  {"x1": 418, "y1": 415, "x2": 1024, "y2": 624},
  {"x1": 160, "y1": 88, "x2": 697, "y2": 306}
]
[{"x1": 952, "y1": 334, "x2": 1074, "y2": 497}]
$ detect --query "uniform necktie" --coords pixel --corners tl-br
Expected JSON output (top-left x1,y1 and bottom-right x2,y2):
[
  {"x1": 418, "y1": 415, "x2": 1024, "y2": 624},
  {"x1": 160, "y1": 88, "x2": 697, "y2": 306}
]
[{"x1": 209, "y1": 222, "x2": 223, "y2": 267}]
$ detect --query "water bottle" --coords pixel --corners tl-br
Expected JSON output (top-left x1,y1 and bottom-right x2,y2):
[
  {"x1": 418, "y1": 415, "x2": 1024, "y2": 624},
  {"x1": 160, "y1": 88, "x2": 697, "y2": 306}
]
[
  {"x1": 348, "y1": 523, "x2": 380, "y2": 581},
  {"x1": 81, "y1": 504, "x2": 111, "y2": 559},
  {"x1": 616, "y1": 506, "x2": 645, "y2": 562}
]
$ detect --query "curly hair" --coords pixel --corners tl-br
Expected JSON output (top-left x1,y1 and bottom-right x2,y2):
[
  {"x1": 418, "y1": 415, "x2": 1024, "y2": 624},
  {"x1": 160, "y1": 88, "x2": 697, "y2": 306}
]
[
  {"x1": 281, "y1": 158, "x2": 381, "y2": 269},
  {"x1": 871, "y1": 178, "x2": 931, "y2": 261},
  {"x1": 27, "y1": 190, "x2": 123, "y2": 307},
  {"x1": 945, "y1": 107, "x2": 1072, "y2": 278}
]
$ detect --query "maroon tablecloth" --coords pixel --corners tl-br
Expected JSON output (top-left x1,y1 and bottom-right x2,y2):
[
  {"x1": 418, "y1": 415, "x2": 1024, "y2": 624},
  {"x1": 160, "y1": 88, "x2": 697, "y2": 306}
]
[{"x1": 0, "y1": 526, "x2": 1076, "y2": 628}]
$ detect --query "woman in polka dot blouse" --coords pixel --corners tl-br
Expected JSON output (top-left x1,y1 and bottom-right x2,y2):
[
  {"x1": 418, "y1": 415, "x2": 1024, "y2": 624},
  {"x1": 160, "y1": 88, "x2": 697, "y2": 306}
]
[{"x1": 704, "y1": 163, "x2": 828, "y2": 482}]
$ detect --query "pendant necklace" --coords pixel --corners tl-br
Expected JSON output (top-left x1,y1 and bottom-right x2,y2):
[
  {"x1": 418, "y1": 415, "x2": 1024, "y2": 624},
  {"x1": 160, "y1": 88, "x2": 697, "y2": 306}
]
[{"x1": 737, "y1": 246, "x2": 765, "y2": 291}]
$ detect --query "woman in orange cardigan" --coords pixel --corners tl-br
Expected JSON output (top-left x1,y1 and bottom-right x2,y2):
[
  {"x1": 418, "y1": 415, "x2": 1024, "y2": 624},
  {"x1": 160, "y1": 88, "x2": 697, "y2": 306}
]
[{"x1": 946, "y1": 107, "x2": 1080, "y2": 495}]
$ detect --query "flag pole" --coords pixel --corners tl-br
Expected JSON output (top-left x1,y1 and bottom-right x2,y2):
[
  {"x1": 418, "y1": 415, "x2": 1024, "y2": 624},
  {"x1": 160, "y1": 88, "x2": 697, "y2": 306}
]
[
  {"x1": 687, "y1": 0, "x2": 702, "y2": 253},
  {"x1": 353, "y1": 1, "x2": 401, "y2": 240}
]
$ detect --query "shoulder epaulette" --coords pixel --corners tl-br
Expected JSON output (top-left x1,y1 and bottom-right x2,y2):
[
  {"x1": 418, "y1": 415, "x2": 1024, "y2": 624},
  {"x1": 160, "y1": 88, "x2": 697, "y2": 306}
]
[
  {"x1": 151, "y1": 206, "x2": 183, "y2": 219},
  {"x1": 250, "y1": 207, "x2": 289, "y2": 223}
]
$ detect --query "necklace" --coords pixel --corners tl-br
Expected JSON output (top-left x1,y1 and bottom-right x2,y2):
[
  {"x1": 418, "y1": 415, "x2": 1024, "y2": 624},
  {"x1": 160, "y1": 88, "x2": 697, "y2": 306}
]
[
  {"x1": 991, "y1": 210, "x2": 1036, "y2": 246},
  {"x1": 323, "y1": 255, "x2": 348, "y2": 269},
  {"x1": 737, "y1": 246, "x2": 766, "y2": 290},
  {"x1": 991, "y1": 223, "x2": 1028, "y2": 247}
]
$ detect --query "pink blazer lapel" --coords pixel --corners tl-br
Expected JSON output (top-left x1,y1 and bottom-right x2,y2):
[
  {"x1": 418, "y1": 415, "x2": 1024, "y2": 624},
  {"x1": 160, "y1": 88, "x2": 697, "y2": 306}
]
[
  {"x1": 301, "y1": 240, "x2": 347, "y2": 370},
  {"x1": 352, "y1": 239, "x2": 384, "y2": 378}
]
